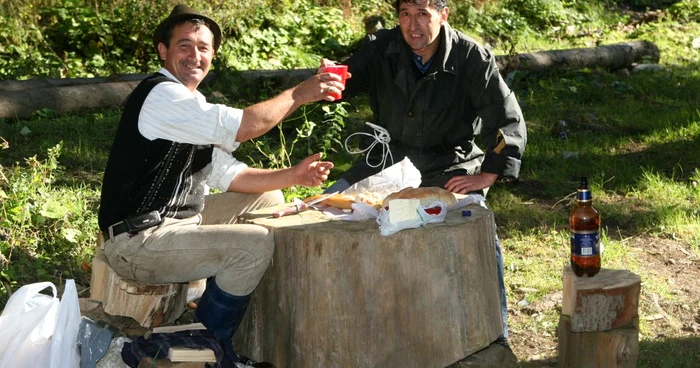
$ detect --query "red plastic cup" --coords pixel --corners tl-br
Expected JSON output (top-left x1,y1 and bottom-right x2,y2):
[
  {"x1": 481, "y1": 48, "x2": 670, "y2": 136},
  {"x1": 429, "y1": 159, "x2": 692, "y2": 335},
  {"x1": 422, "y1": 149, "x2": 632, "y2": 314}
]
[{"x1": 324, "y1": 64, "x2": 348, "y2": 100}]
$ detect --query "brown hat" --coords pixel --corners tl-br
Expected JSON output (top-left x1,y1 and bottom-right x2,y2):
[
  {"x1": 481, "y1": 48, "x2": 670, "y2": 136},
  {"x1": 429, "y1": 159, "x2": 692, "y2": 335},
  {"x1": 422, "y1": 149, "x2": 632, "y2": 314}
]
[{"x1": 152, "y1": 4, "x2": 222, "y2": 52}]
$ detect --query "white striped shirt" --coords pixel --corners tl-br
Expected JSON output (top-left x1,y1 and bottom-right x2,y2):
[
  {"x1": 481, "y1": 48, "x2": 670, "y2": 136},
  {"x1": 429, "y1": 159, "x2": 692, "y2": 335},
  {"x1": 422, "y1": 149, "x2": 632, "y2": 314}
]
[{"x1": 138, "y1": 68, "x2": 248, "y2": 192}]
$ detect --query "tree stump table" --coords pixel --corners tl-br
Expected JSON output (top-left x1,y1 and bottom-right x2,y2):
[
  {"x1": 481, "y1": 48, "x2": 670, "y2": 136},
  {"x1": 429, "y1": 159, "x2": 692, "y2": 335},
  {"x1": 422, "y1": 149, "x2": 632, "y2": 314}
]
[{"x1": 234, "y1": 205, "x2": 503, "y2": 368}]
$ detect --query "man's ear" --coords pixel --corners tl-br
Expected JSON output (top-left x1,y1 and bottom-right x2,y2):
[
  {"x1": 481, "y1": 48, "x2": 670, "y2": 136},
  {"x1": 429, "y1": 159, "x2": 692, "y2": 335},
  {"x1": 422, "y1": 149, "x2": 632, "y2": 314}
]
[
  {"x1": 157, "y1": 42, "x2": 167, "y2": 61},
  {"x1": 441, "y1": 7, "x2": 450, "y2": 24}
]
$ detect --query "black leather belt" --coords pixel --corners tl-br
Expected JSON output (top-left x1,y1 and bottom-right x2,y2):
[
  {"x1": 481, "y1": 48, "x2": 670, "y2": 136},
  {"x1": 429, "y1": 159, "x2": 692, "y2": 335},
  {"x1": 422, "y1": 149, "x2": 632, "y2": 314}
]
[
  {"x1": 103, "y1": 211, "x2": 163, "y2": 242},
  {"x1": 103, "y1": 222, "x2": 129, "y2": 241}
]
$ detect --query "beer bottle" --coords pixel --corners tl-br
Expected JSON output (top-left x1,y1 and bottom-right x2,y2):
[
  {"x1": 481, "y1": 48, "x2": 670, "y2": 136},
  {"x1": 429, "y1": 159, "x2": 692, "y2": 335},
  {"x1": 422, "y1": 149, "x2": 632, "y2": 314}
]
[{"x1": 570, "y1": 177, "x2": 601, "y2": 277}]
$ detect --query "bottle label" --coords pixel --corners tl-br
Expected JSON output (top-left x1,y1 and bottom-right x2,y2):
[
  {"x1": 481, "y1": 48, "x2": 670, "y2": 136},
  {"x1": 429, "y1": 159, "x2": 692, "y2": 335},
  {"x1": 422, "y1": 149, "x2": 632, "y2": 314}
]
[
  {"x1": 571, "y1": 230, "x2": 600, "y2": 256},
  {"x1": 577, "y1": 189, "x2": 592, "y2": 202}
]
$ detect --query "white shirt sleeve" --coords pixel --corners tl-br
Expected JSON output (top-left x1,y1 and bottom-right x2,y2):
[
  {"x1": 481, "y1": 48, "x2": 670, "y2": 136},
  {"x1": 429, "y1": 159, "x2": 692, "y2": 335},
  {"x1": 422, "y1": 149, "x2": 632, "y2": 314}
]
[
  {"x1": 206, "y1": 146, "x2": 248, "y2": 192},
  {"x1": 138, "y1": 68, "x2": 242, "y2": 152}
]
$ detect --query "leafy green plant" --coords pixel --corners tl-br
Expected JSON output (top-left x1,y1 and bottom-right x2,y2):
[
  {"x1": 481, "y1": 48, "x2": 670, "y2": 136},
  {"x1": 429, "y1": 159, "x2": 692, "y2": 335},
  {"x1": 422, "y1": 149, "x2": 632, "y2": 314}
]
[
  {"x1": 668, "y1": 0, "x2": 700, "y2": 22},
  {"x1": 218, "y1": 3, "x2": 357, "y2": 70},
  {"x1": 0, "y1": 141, "x2": 97, "y2": 302},
  {"x1": 247, "y1": 102, "x2": 349, "y2": 169}
]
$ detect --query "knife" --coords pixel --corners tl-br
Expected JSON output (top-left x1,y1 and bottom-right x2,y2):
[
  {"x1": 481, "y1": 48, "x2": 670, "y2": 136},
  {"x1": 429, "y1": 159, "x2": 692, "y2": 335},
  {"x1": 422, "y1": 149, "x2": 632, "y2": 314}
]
[{"x1": 272, "y1": 192, "x2": 339, "y2": 218}]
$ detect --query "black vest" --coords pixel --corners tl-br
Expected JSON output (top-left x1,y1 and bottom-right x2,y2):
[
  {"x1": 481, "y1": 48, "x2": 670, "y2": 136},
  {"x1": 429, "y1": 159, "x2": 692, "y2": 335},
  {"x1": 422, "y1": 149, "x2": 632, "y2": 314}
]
[{"x1": 98, "y1": 73, "x2": 213, "y2": 230}]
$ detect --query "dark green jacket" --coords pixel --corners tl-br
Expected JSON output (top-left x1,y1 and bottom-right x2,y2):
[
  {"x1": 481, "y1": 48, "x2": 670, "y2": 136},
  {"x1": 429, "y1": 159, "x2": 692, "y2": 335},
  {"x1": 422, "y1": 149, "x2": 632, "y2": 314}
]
[{"x1": 341, "y1": 23, "x2": 527, "y2": 188}]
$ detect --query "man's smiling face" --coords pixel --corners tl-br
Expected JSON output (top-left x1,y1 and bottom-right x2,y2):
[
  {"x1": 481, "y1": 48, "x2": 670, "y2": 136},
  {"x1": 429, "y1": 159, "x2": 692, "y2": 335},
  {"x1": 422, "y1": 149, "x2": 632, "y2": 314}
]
[
  {"x1": 158, "y1": 21, "x2": 215, "y2": 92},
  {"x1": 398, "y1": 1, "x2": 449, "y2": 60}
]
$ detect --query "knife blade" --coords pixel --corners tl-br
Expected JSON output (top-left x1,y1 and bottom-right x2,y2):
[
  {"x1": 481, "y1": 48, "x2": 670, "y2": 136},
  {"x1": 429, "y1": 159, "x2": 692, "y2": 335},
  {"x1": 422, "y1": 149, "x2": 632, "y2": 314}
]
[{"x1": 272, "y1": 192, "x2": 339, "y2": 218}]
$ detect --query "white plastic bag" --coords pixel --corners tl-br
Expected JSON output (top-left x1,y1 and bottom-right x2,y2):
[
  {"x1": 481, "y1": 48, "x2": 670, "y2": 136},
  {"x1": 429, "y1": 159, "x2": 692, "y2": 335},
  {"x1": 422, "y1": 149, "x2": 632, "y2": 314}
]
[
  {"x1": 0, "y1": 282, "x2": 59, "y2": 367},
  {"x1": 0, "y1": 280, "x2": 81, "y2": 368},
  {"x1": 49, "y1": 279, "x2": 81, "y2": 368},
  {"x1": 343, "y1": 157, "x2": 421, "y2": 197},
  {"x1": 376, "y1": 201, "x2": 448, "y2": 236}
]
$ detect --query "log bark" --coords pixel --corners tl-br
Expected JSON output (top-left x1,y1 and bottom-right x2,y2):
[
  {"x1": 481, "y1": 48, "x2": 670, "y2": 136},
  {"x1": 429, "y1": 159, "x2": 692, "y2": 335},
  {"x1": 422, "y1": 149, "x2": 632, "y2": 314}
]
[
  {"x1": 0, "y1": 80, "x2": 141, "y2": 120},
  {"x1": 0, "y1": 72, "x2": 218, "y2": 92},
  {"x1": 557, "y1": 315, "x2": 639, "y2": 368},
  {"x1": 497, "y1": 40, "x2": 659, "y2": 73},
  {"x1": 0, "y1": 41, "x2": 659, "y2": 120},
  {"x1": 0, "y1": 74, "x2": 151, "y2": 92},
  {"x1": 235, "y1": 205, "x2": 503, "y2": 368},
  {"x1": 561, "y1": 265, "x2": 641, "y2": 332}
]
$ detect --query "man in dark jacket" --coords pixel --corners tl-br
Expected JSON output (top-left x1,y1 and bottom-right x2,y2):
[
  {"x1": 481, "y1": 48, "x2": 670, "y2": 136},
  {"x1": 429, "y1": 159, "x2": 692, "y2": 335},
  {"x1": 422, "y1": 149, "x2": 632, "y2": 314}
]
[
  {"x1": 99, "y1": 4, "x2": 345, "y2": 367},
  {"x1": 323, "y1": 0, "x2": 526, "y2": 350}
]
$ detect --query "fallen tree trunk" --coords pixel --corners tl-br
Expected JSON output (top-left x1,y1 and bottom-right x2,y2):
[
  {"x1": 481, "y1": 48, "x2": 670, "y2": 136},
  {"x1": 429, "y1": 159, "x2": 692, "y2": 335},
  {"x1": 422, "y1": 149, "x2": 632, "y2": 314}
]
[
  {"x1": 0, "y1": 41, "x2": 659, "y2": 120},
  {"x1": 496, "y1": 40, "x2": 660, "y2": 73},
  {"x1": 0, "y1": 74, "x2": 150, "y2": 92},
  {"x1": 0, "y1": 81, "x2": 142, "y2": 120},
  {"x1": 0, "y1": 73, "x2": 219, "y2": 93}
]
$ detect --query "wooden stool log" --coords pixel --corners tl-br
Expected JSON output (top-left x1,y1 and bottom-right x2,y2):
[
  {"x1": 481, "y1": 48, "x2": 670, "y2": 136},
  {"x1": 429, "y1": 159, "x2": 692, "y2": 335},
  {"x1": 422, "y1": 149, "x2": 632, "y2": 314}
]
[
  {"x1": 558, "y1": 266, "x2": 641, "y2": 368},
  {"x1": 235, "y1": 205, "x2": 503, "y2": 368},
  {"x1": 90, "y1": 250, "x2": 189, "y2": 328},
  {"x1": 558, "y1": 315, "x2": 639, "y2": 368},
  {"x1": 562, "y1": 266, "x2": 641, "y2": 332}
]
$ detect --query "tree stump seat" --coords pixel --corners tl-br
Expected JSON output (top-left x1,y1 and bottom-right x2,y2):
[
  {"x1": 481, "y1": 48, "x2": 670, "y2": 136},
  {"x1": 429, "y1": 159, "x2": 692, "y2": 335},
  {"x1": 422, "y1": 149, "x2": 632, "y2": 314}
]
[
  {"x1": 234, "y1": 204, "x2": 503, "y2": 368},
  {"x1": 89, "y1": 235, "x2": 193, "y2": 328}
]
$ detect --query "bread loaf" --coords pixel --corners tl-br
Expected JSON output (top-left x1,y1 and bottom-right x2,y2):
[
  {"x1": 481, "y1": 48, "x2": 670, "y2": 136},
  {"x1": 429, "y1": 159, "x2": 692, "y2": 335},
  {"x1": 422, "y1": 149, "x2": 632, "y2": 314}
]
[
  {"x1": 304, "y1": 192, "x2": 385, "y2": 210},
  {"x1": 303, "y1": 194, "x2": 356, "y2": 210},
  {"x1": 381, "y1": 187, "x2": 457, "y2": 207}
]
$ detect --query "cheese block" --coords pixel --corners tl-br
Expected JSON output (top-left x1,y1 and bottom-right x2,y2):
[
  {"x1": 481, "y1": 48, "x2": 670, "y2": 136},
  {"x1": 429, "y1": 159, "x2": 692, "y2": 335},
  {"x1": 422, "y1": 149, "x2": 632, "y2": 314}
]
[
  {"x1": 382, "y1": 187, "x2": 457, "y2": 207},
  {"x1": 388, "y1": 199, "x2": 421, "y2": 224}
]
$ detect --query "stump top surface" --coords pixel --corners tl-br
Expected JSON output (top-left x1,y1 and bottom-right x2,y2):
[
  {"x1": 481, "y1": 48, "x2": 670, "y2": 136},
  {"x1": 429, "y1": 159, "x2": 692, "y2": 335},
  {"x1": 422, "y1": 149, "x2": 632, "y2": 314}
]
[
  {"x1": 564, "y1": 265, "x2": 641, "y2": 290},
  {"x1": 241, "y1": 204, "x2": 492, "y2": 234}
]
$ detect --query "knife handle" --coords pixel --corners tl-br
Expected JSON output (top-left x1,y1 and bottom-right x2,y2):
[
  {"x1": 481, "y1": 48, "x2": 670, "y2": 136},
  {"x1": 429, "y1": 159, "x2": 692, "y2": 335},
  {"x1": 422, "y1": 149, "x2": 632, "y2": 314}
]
[{"x1": 272, "y1": 203, "x2": 308, "y2": 218}]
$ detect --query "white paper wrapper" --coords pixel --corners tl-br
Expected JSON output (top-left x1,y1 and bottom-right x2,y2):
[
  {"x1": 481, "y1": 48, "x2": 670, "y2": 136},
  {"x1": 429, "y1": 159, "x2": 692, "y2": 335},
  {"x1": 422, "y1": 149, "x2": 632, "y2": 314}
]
[{"x1": 342, "y1": 157, "x2": 421, "y2": 197}]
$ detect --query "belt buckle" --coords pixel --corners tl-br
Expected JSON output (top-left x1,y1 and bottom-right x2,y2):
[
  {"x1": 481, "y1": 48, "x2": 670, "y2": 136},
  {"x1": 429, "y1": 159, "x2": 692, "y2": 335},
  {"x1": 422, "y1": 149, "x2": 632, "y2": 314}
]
[{"x1": 107, "y1": 222, "x2": 120, "y2": 242}]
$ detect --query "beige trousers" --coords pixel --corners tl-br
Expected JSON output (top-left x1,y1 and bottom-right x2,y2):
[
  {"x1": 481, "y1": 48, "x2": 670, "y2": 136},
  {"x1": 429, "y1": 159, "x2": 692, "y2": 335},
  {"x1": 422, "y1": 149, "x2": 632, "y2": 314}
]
[{"x1": 103, "y1": 191, "x2": 284, "y2": 296}]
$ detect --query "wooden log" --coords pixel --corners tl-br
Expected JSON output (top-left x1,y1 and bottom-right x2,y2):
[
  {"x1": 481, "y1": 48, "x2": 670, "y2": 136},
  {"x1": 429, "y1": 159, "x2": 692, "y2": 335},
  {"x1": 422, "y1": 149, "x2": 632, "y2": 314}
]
[
  {"x1": 562, "y1": 266, "x2": 641, "y2": 332},
  {"x1": 0, "y1": 41, "x2": 658, "y2": 120},
  {"x1": 557, "y1": 315, "x2": 639, "y2": 368},
  {"x1": 0, "y1": 70, "x2": 307, "y2": 119},
  {"x1": 0, "y1": 80, "x2": 141, "y2": 120},
  {"x1": 234, "y1": 205, "x2": 503, "y2": 368},
  {"x1": 90, "y1": 251, "x2": 189, "y2": 328},
  {"x1": 0, "y1": 72, "x2": 218, "y2": 92},
  {"x1": 0, "y1": 74, "x2": 151, "y2": 92},
  {"x1": 89, "y1": 249, "x2": 110, "y2": 302},
  {"x1": 497, "y1": 40, "x2": 659, "y2": 73}
]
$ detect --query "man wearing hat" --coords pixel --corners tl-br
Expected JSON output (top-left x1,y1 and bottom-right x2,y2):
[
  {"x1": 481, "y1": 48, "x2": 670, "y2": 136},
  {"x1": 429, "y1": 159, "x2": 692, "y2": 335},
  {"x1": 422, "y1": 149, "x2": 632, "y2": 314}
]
[{"x1": 98, "y1": 4, "x2": 346, "y2": 366}]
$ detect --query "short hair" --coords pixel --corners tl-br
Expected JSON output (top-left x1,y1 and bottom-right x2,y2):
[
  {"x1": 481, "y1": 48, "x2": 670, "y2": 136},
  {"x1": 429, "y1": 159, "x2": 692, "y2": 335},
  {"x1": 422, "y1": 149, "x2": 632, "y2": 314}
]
[
  {"x1": 394, "y1": 0, "x2": 448, "y2": 13},
  {"x1": 161, "y1": 18, "x2": 209, "y2": 49}
]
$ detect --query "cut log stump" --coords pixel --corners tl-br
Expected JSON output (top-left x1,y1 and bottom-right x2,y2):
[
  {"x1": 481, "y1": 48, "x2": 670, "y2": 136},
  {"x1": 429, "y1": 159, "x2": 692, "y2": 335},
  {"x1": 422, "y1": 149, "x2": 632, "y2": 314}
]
[
  {"x1": 558, "y1": 315, "x2": 639, "y2": 368},
  {"x1": 235, "y1": 205, "x2": 503, "y2": 368},
  {"x1": 90, "y1": 247, "x2": 189, "y2": 328},
  {"x1": 558, "y1": 265, "x2": 641, "y2": 368}
]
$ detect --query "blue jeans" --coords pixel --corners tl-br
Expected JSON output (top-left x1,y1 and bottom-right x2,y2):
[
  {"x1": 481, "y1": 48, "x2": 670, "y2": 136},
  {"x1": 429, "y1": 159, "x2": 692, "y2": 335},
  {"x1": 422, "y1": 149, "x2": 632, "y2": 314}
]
[{"x1": 494, "y1": 232, "x2": 509, "y2": 339}]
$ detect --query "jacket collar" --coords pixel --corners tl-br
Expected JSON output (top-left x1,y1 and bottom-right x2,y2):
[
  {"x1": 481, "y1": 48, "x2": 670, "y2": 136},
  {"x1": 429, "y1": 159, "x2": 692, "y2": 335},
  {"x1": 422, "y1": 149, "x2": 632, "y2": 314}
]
[{"x1": 387, "y1": 23, "x2": 458, "y2": 77}]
